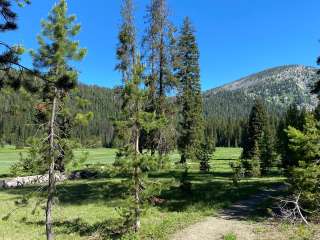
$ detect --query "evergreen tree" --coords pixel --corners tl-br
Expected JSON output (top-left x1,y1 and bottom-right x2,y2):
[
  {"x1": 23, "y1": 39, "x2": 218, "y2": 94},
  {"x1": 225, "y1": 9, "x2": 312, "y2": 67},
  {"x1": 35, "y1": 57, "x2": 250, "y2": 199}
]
[
  {"x1": 286, "y1": 112, "x2": 320, "y2": 214},
  {"x1": 242, "y1": 99, "x2": 266, "y2": 160},
  {"x1": 241, "y1": 99, "x2": 267, "y2": 176},
  {"x1": 198, "y1": 138, "x2": 214, "y2": 172},
  {"x1": 143, "y1": 0, "x2": 176, "y2": 113},
  {"x1": 311, "y1": 52, "x2": 320, "y2": 98},
  {"x1": 260, "y1": 120, "x2": 276, "y2": 174},
  {"x1": 115, "y1": 0, "x2": 136, "y2": 84},
  {"x1": 312, "y1": 56, "x2": 320, "y2": 119},
  {"x1": 114, "y1": 56, "x2": 166, "y2": 232},
  {"x1": 314, "y1": 104, "x2": 320, "y2": 121},
  {"x1": 142, "y1": 0, "x2": 177, "y2": 156},
  {"x1": 114, "y1": 0, "x2": 137, "y2": 150},
  {"x1": 30, "y1": 1, "x2": 86, "y2": 239},
  {"x1": 204, "y1": 121, "x2": 216, "y2": 153},
  {"x1": 176, "y1": 17, "x2": 204, "y2": 163},
  {"x1": 280, "y1": 45, "x2": 320, "y2": 217},
  {"x1": 277, "y1": 104, "x2": 305, "y2": 169}
]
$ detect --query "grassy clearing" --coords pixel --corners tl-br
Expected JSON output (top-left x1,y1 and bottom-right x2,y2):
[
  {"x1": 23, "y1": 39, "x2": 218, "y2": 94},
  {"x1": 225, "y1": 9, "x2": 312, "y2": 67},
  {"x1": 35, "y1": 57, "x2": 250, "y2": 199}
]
[
  {"x1": 0, "y1": 175, "x2": 283, "y2": 240},
  {"x1": 0, "y1": 147, "x2": 239, "y2": 176},
  {"x1": 0, "y1": 146, "x2": 117, "y2": 177},
  {"x1": 0, "y1": 147, "x2": 288, "y2": 240},
  {"x1": 0, "y1": 146, "x2": 28, "y2": 176}
]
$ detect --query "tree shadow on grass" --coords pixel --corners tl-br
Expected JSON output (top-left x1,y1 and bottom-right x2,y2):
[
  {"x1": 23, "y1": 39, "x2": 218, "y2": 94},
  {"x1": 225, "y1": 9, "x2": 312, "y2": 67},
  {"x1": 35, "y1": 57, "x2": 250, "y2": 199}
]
[
  {"x1": 157, "y1": 178, "x2": 284, "y2": 219},
  {"x1": 0, "y1": 173, "x2": 13, "y2": 179},
  {"x1": 1, "y1": 179, "x2": 129, "y2": 205},
  {"x1": 149, "y1": 170, "x2": 233, "y2": 180},
  {"x1": 22, "y1": 218, "x2": 128, "y2": 240},
  {"x1": 56, "y1": 180, "x2": 128, "y2": 205},
  {"x1": 1, "y1": 169, "x2": 284, "y2": 222}
]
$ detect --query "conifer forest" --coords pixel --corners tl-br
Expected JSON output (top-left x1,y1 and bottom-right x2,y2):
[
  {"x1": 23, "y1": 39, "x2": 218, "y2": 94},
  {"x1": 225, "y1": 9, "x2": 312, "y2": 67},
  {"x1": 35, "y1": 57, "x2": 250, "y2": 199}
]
[{"x1": 0, "y1": 1, "x2": 320, "y2": 239}]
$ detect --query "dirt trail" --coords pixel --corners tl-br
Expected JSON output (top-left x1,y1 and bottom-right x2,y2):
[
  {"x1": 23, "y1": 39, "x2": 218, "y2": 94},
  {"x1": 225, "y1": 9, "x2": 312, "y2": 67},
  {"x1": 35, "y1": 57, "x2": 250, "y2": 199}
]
[{"x1": 171, "y1": 185, "x2": 286, "y2": 240}]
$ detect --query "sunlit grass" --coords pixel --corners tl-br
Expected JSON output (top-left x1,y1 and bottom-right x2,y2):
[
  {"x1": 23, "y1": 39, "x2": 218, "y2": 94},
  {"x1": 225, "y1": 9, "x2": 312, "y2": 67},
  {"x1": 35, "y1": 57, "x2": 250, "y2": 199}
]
[
  {"x1": 0, "y1": 146, "x2": 288, "y2": 239},
  {"x1": 0, "y1": 147, "x2": 242, "y2": 176},
  {"x1": 0, "y1": 147, "x2": 117, "y2": 176}
]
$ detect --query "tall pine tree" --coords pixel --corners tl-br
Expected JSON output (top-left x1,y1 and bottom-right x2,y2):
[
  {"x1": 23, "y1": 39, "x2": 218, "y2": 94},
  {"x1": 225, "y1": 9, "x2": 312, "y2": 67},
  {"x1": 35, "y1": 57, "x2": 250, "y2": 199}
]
[
  {"x1": 277, "y1": 104, "x2": 306, "y2": 169},
  {"x1": 115, "y1": 0, "x2": 136, "y2": 84},
  {"x1": 143, "y1": 0, "x2": 176, "y2": 113},
  {"x1": 142, "y1": 0, "x2": 177, "y2": 156},
  {"x1": 242, "y1": 99, "x2": 267, "y2": 160},
  {"x1": 176, "y1": 17, "x2": 204, "y2": 163},
  {"x1": 260, "y1": 119, "x2": 276, "y2": 174},
  {"x1": 114, "y1": 55, "x2": 167, "y2": 232},
  {"x1": 241, "y1": 99, "x2": 267, "y2": 176},
  {"x1": 115, "y1": 0, "x2": 137, "y2": 149},
  {"x1": 30, "y1": 1, "x2": 86, "y2": 239}
]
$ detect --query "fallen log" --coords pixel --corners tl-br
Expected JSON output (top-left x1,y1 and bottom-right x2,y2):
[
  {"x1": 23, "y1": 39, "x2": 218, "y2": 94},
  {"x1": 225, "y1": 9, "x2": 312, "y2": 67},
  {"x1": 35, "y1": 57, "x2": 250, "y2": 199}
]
[
  {"x1": 0, "y1": 169, "x2": 101, "y2": 189},
  {"x1": 0, "y1": 173, "x2": 67, "y2": 189}
]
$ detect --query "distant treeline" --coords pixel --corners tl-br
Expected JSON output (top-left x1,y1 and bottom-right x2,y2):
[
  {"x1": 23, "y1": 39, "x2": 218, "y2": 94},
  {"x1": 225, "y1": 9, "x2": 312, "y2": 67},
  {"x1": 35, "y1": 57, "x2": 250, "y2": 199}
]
[
  {"x1": 204, "y1": 89, "x2": 284, "y2": 147},
  {"x1": 0, "y1": 84, "x2": 118, "y2": 148},
  {"x1": 0, "y1": 83, "x2": 287, "y2": 148}
]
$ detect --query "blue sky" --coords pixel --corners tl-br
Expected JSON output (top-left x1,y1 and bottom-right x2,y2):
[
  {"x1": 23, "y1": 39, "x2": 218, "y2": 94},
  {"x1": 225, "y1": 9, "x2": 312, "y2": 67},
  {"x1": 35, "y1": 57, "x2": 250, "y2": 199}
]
[{"x1": 3, "y1": 0, "x2": 320, "y2": 90}]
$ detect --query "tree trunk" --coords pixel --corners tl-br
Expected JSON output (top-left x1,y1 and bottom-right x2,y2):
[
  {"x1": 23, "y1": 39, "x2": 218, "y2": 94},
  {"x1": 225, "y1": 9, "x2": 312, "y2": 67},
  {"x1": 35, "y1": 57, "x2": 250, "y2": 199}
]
[
  {"x1": 46, "y1": 95, "x2": 57, "y2": 240},
  {"x1": 158, "y1": 34, "x2": 164, "y2": 115},
  {"x1": 180, "y1": 153, "x2": 186, "y2": 164},
  {"x1": 133, "y1": 128, "x2": 141, "y2": 232},
  {"x1": 133, "y1": 166, "x2": 141, "y2": 232}
]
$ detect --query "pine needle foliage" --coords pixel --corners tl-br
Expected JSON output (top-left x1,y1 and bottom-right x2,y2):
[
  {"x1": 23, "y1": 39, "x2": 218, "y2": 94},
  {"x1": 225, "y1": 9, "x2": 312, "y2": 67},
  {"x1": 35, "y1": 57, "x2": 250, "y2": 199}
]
[
  {"x1": 29, "y1": 1, "x2": 87, "y2": 239},
  {"x1": 114, "y1": 56, "x2": 167, "y2": 233},
  {"x1": 176, "y1": 17, "x2": 204, "y2": 164}
]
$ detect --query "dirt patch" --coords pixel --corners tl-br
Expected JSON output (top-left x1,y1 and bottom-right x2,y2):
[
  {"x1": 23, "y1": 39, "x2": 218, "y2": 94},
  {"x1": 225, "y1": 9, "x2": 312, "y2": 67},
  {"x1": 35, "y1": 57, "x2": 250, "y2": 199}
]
[
  {"x1": 171, "y1": 185, "x2": 292, "y2": 240},
  {"x1": 172, "y1": 217, "x2": 256, "y2": 240}
]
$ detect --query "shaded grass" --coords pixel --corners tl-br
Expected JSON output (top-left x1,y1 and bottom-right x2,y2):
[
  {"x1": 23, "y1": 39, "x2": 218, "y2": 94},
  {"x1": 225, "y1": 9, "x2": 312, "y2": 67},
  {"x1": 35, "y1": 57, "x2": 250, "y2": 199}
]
[
  {"x1": 0, "y1": 147, "x2": 287, "y2": 239},
  {"x1": 0, "y1": 178, "x2": 285, "y2": 239}
]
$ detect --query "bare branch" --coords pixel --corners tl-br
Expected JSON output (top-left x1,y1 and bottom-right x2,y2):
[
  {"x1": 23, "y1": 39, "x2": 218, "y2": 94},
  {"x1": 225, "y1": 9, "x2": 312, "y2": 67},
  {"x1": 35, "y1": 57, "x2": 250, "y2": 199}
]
[{"x1": 276, "y1": 192, "x2": 309, "y2": 225}]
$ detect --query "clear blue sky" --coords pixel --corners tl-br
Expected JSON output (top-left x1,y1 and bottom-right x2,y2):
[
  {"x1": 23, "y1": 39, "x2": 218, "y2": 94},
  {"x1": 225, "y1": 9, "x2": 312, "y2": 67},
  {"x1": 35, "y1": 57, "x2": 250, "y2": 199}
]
[{"x1": 3, "y1": 0, "x2": 320, "y2": 90}]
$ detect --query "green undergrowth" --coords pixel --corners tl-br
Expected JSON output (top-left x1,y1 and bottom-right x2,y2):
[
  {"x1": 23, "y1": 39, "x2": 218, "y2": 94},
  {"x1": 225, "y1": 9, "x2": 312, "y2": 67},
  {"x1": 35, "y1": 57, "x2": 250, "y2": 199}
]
[{"x1": 0, "y1": 147, "x2": 286, "y2": 239}]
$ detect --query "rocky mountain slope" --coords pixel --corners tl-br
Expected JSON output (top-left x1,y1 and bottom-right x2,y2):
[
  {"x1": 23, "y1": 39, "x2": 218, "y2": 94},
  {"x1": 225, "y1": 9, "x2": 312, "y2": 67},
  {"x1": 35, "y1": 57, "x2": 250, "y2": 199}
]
[{"x1": 204, "y1": 65, "x2": 318, "y2": 119}]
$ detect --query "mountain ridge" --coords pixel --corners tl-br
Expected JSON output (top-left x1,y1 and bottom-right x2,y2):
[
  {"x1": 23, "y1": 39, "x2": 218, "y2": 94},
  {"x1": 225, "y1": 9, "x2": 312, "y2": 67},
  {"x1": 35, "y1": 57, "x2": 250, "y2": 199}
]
[{"x1": 204, "y1": 64, "x2": 318, "y2": 111}]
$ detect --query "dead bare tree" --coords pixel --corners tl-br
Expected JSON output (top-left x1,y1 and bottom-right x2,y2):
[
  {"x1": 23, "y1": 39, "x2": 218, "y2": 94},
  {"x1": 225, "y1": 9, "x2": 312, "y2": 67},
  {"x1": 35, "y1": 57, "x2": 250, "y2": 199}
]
[{"x1": 277, "y1": 192, "x2": 310, "y2": 225}]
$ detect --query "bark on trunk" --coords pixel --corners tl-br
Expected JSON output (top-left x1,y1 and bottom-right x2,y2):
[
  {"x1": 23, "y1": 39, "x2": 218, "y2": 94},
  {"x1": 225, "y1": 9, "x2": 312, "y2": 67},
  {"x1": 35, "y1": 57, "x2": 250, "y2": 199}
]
[
  {"x1": 158, "y1": 34, "x2": 164, "y2": 115},
  {"x1": 180, "y1": 153, "x2": 186, "y2": 164},
  {"x1": 46, "y1": 95, "x2": 57, "y2": 240},
  {"x1": 133, "y1": 128, "x2": 141, "y2": 232},
  {"x1": 133, "y1": 166, "x2": 141, "y2": 232}
]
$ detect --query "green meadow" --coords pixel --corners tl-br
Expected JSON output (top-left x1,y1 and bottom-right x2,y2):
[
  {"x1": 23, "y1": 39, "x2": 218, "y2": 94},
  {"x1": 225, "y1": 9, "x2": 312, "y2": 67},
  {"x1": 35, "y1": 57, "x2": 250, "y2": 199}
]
[{"x1": 0, "y1": 147, "x2": 286, "y2": 240}]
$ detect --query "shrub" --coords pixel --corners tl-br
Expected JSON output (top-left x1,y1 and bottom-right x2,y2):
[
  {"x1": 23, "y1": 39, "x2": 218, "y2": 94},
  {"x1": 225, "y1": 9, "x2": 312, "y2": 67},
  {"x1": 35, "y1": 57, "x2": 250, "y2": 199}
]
[
  {"x1": 289, "y1": 163, "x2": 320, "y2": 213},
  {"x1": 197, "y1": 142, "x2": 213, "y2": 172},
  {"x1": 230, "y1": 160, "x2": 244, "y2": 186},
  {"x1": 224, "y1": 233, "x2": 237, "y2": 240},
  {"x1": 241, "y1": 158, "x2": 261, "y2": 177}
]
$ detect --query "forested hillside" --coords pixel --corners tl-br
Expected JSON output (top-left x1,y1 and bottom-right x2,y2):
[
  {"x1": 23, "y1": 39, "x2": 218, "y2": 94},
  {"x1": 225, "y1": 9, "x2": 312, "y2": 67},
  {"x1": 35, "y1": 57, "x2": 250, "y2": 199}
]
[
  {"x1": 0, "y1": 65, "x2": 317, "y2": 147},
  {"x1": 204, "y1": 65, "x2": 318, "y2": 146},
  {"x1": 0, "y1": 84, "x2": 119, "y2": 147}
]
